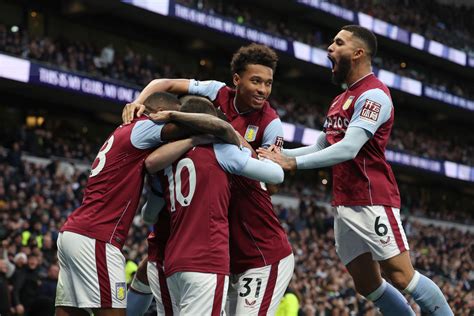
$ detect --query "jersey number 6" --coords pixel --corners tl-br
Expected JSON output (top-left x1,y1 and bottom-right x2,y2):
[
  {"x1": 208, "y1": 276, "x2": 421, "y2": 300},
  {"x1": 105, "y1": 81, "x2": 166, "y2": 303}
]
[{"x1": 164, "y1": 158, "x2": 196, "y2": 212}]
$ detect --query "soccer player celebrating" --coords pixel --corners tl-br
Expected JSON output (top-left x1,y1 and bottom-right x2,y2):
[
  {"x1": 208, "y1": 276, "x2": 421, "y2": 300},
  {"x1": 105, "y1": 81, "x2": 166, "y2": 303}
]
[
  {"x1": 55, "y1": 92, "x2": 240, "y2": 316},
  {"x1": 258, "y1": 26, "x2": 453, "y2": 316},
  {"x1": 142, "y1": 97, "x2": 285, "y2": 315},
  {"x1": 123, "y1": 43, "x2": 294, "y2": 315}
]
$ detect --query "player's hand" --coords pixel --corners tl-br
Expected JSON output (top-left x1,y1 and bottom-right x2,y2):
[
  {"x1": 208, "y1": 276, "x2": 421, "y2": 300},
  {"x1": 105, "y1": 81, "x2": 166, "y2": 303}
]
[
  {"x1": 256, "y1": 147, "x2": 297, "y2": 171},
  {"x1": 122, "y1": 102, "x2": 146, "y2": 124},
  {"x1": 191, "y1": 134, "x2": 219, "y2": 146},
  {"x1": 265, "y1": 144, "x2": 281, "y2": 153},
  {"x1": 148, "y1": 110, "x2": 176, "y2": 122}
]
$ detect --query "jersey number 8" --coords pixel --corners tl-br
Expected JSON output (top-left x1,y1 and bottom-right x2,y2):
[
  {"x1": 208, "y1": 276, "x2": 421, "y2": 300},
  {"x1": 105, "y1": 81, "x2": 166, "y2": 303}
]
[
  {"x1": 90, "y1": 135, "x2": 114, "y2": 178},
  {"x1": 164, "y1": 158, "x2": 196, "y2": 212}
]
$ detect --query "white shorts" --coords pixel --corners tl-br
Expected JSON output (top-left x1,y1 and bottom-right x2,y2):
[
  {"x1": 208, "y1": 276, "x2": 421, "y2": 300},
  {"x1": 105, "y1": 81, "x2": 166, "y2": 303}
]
[
  {"x1": 166, "y1": 272, "x2": 229, "y2": 316},
  {"x1": 55, "y1": 231, "x2": 127, "y2": 309},
  {"x1": 147, "y1": 261, "x2": 174, "y2": 315},
  {"x1": 226, "y1": 254, "x2": 294, "y2": 316},
  {"x1": 334, "y1": 205, "x2": 410, "y2": 266}
]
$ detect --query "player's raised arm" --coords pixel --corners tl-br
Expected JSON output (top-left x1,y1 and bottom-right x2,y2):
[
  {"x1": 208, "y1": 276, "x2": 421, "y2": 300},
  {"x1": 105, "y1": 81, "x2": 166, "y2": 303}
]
[
  {"x1": 122, "y1": 79, "x2": 226, "y2": 124},
  {"x1": 214, "y1": 143, "x2": 284, "y2": 185},
  {"x1": 122, "y1": 79, "x2": 190, "y2": 123},
  {"x1": 280, "y1": 131, "x2": 329, "y2": 157},
  {"x1": 258, "y1": 89, "x2": 391, "y2": 171}
]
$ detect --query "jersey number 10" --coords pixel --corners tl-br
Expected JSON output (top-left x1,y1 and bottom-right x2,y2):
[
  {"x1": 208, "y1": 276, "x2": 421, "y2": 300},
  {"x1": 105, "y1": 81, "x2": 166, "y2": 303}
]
[{"x1": 164, "y1": 158, "x2": 196, "y2": 212}]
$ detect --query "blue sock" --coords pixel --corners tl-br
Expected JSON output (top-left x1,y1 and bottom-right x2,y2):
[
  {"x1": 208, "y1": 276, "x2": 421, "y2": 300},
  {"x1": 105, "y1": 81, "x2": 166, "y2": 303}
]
[
  {"x1": 404, "y1": 271, "x2": 453, "y2": 316},
  {"x1": 126, "y1": 289, "x2": 153, "y2": 316},
  {"x1": 366, "y1": 280, "x2": 415, "y2": 316}
]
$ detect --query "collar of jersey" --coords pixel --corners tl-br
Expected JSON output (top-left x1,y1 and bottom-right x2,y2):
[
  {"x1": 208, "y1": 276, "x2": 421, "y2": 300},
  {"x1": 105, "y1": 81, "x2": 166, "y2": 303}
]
[
  {"x1": 233, "y1": 94, "x2": 256, "y2": 115},
  {"x1": 348, "y1": 72, "x2": 374, "y2": 91}
]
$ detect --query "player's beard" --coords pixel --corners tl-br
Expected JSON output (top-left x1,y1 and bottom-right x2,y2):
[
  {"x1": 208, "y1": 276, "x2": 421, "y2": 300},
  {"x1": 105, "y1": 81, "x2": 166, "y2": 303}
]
[{"x1": 331, "y1": 55, "x2": 351, "y2": 85}]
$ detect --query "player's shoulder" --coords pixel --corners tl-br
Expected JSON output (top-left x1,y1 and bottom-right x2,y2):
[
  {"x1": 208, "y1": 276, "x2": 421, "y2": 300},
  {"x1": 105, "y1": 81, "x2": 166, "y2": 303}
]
[
  {"x1": 260, "y1": 101, "x2": 279, "y2": 120},
  {"x1": 368, "y1": 75, "x2": 391, "y2": 96},
  {"x1": 358, "y1": 87, "x2": 392, "y2": 106}
]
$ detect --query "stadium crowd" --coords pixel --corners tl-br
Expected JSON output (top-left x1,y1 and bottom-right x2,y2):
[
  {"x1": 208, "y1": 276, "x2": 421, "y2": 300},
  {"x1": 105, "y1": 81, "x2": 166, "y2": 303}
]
[
  {"x1": 329, "y1": 0, "x2": 474, "y2": 54},
  {"x1": 175, "y1": 0, "x2": 474, "y2": 99},
  {"x1": 1, "y1": 20, "x2": 474, "y2": 166},
  {"x1": 178, "y1": 0, "x2": 474, "y2": 55},
  {"x1": 2, "y1": 2, "x2": 474, "y2": 100},
  {"x1": 0, "y1": 143, "x2": 472, "y2": 315}
]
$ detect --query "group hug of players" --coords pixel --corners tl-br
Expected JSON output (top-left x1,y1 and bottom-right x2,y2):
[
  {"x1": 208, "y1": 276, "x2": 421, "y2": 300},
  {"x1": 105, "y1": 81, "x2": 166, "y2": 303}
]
[{"x1": 54, "y1": 26, "x2": 454, "y2": 316}]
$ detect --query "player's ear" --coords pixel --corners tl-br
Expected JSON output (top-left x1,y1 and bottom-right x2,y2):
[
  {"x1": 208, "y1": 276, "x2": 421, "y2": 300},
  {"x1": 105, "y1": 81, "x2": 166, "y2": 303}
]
[
  {"x1": 353, "y1": 47, "x2": 364, "y2": 61},
  {"x1": 232, "y1": 73, "x2": 241, "y2": 87}
]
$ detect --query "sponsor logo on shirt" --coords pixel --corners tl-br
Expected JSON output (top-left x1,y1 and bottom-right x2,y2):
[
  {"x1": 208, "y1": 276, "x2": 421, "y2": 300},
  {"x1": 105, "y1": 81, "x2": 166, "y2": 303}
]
[
  {"x1": 325, "y1": 115, "x2": 350, "y2": 130},
  {"x1": 342, "y1": 96, "x2": 355, "y2": 110},
  {"x1": 274, "y1": 136, "x2": 284, "y2": 149},
  {"x1": 245, "y1": 298, "x2": 257, "y2": 307},
  {"x1": 379, "y1": 236, "x2": 391, "y2": 247},
  {"x1": 244, "y1": 125, "x2": 259, "y2": 142},
  {"x1": 116, "y1": 282, "x2": 126, "y2": 301},
  {"x1": 360, "y1": 99, "x2": 381, "y2": 124}
]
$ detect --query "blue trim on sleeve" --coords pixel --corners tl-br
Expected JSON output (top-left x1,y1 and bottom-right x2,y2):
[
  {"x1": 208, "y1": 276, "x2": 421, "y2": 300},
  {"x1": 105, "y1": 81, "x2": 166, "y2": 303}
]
[
  {"x1": 188, "y1": 79, "x2": 226, "y2": 101},
  {"x1": 349, "y1": 88, "x2": 392, "y2": 136},
  {"x1": 130, "y1": 120, "x2": 165, "y2": 149},
  {"x1": 262, "y1": 118, "x2": 284, "y2": 148},
  {"x1": 213, "y1": 143, "x2": 251, "y2": 174}
]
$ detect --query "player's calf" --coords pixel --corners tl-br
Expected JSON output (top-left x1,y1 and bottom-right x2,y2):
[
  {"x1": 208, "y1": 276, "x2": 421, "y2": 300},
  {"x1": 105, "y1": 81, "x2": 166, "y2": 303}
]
[
  {"x1": 403, "y1": 271, "x2": 453, "y2": 316},
  {"x1": 126, "y1": 257, "x2": 153, "y2": 316},
  {"x1": 380, "y1": 251, "x2": 453, "y2": 315}
]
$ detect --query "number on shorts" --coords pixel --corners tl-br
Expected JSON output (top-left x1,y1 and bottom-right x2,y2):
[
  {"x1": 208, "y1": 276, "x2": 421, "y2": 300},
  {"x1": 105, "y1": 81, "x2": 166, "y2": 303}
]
[
  {"x1": 90, "y1": 135, "x2": 114, "y2": 177},
  {"x1": 164, "y1": 158, "x2": 196, "y2": 212},
  {"x1": 374, "y1": 216, "x2": 388, "y2": 236},
  {"x1": 239, "y1": 277, "x2": 263, "y2": 298}
]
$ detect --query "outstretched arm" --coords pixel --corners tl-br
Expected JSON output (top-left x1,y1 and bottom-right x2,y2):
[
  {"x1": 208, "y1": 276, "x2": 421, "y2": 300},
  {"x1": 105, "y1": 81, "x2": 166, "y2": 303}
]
[
  {"x1": 122, "y1": 79, "x2": 190, "y2": 123},
  {"x1": 257, "y1": 127, "x2": 370, "y2": 171},
  {"x1": 215, "y1": 144, "x2": 284, "y2": 185},
  {"x1": 281, "y1": 131, "x2": 329, "y2": 157}
]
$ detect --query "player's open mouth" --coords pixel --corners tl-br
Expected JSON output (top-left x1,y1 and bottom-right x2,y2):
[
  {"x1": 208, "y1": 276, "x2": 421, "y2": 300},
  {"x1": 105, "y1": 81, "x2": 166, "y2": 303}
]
[
  {"x1": 328, "y1": 55, "x2": 336, "y2": 72},
  {"x1": 253, "y1": 95, "x2": 265, "y2": 103}
]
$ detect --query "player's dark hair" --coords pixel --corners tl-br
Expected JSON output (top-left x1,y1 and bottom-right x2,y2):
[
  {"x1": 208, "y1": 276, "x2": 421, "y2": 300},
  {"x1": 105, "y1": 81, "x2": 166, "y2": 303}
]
[
  {"x1": 144, "y1": 92, "x2": 180, "y2": 112},
  {"x1": 180, "y1": 96, "x2": 217, "y2": 116},
  {"x1": 231, "y1": 43, "x2": 278, "y2": 75},
  {"x1": 342, "y1": 25, "x2": 377, "y2": 58}
]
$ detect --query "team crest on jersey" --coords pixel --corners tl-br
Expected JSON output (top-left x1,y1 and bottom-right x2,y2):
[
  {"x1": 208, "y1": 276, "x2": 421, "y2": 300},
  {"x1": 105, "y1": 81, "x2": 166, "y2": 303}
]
[
  {"x1": 244, "y1": 125, "x2": 259, "y2": 142},
  {"x1": 115, "y1": 282, "x2": 126, "y2": 301},
  {"x1": 342, "y1": 96, "x2": 355, "y2": 110}
]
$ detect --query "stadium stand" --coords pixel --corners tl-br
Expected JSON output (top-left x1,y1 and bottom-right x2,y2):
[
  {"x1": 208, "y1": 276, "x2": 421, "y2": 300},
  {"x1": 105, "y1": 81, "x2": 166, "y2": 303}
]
[
  {"x1": 1, "y1": 26, "x2": 473, "y2": 166},
  {"x1": 0, "y1": 0, "x2": 473, "y2": 315}
]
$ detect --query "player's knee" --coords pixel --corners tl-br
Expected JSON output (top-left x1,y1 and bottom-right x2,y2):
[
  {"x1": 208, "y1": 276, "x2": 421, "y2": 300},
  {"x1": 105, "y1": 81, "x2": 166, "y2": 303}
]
[
  {"x1": 388, "y1": 271, "x2": 411, "y2": 290},
  {"x1": 353, "y1": 280, "x2": 380, "y2": 297}
]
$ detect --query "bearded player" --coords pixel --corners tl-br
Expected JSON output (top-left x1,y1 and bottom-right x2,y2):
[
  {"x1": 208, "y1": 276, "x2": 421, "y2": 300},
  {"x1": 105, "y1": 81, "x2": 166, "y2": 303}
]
[{"x1": 258, "y1": 26, "x2": 453, "y2": 316}]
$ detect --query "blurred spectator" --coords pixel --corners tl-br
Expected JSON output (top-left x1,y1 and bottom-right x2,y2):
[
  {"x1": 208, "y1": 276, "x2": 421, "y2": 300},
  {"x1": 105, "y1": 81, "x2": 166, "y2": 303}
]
[
  {"x1": 93, "y1": 43, "x2": 115, "y2": 69},
  {"x1": 11, "y1": 254, "x2": 41, "y2": 315},
  {"x1": 0, "y1": 259, "x2": 11, "y2": 316}
]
